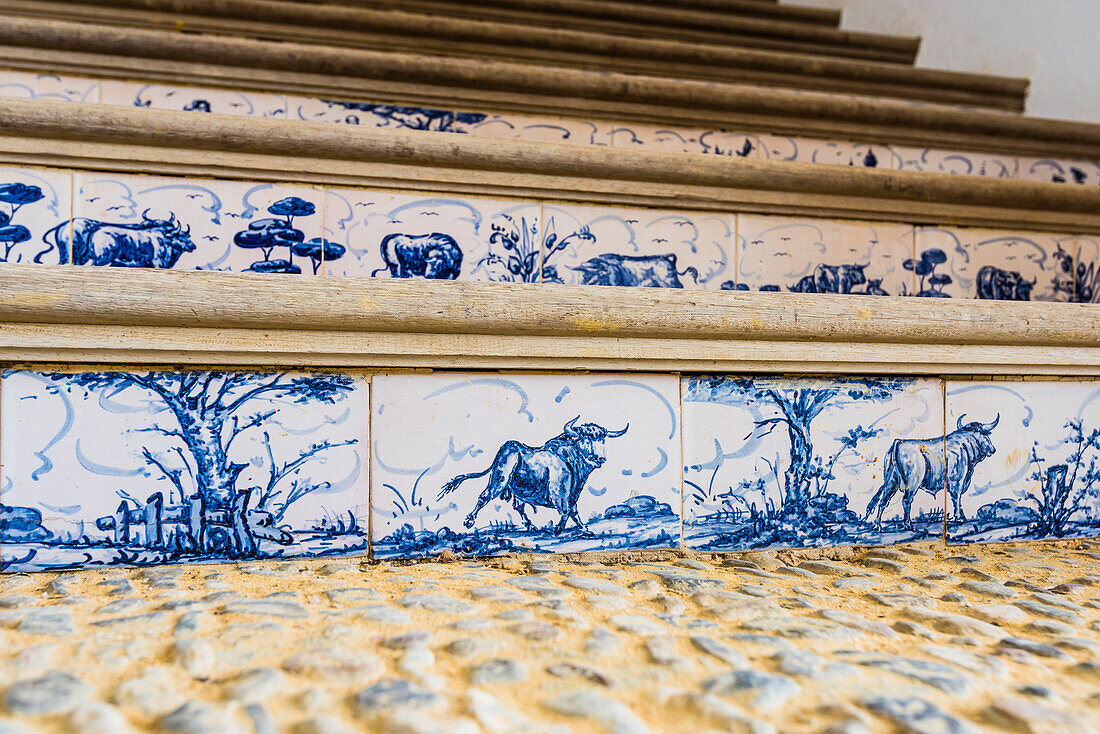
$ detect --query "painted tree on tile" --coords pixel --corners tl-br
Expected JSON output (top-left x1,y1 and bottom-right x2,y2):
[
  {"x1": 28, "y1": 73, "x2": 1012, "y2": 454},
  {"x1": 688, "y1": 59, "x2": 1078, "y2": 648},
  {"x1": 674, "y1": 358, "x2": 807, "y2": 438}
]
[
  {"x1": 690, "y1": 377, "x2": 905, "y2": 521},
  {"x1": 50, "y1": 372, "x2": 356, "y2": 510},
  {"x1": 0, "y1": 182, "x2": 43, "y2": 263}
]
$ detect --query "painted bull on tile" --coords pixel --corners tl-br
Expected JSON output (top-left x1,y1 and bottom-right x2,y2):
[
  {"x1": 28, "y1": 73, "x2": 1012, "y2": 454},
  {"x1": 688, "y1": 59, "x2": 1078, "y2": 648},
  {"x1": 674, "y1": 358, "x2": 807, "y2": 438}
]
[
  {"x1": 571, "y1": 253, "x2": 698, "y2": 288},
  {"x1": 976, "y1": 265, "x2": 1035, "y2": 301},
  {"x1": 437, "y1": 417, "x2": 628, "y2": 533},
  {"x1": 789, "y1": 263, "x2": 870, "y2": 294},
  {"x1": 864, "y1": 414, "x2": 999, "y2": 529},
  {"x1": 39, "y1": 211, "x2": 196, "y2": 267},
  {"x1": 373, "y1": 232, "x2": 463, "y2": 279}
]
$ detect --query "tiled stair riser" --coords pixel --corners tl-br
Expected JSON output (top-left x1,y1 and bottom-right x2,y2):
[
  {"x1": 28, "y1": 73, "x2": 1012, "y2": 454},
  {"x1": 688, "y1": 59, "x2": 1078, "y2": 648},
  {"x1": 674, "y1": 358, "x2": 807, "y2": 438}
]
[
  {"x1": 0, "y1": 164, "x2": 1092, "y2": 300},
  {"x1": 3, "y1": 369, "x2": 1100, "y2": 572},
  {"x1": 3, "y1": 69, "x2": 1098, "y2": 185}
]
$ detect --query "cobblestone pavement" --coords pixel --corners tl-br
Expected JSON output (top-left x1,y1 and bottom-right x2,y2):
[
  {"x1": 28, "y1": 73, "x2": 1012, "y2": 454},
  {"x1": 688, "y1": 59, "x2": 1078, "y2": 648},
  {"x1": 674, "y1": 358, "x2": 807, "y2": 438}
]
[{"x1": 1, "y1": 542, "x2": 1099, "y2": 733}]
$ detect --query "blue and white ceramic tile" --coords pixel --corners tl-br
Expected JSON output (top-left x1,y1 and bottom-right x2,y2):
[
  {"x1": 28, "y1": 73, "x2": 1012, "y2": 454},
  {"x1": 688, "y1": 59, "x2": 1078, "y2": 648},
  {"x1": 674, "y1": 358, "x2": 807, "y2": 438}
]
[
  {"x1": 889, "y1": 146, "x2": 1019, "y2": 178},
  {"x1": 914, "y1": 227, "x2": 1074, "y2": 301},
  {"x1": 1019, "y1": 158, "x2": 1100, "y2": 186},
  {"x1": 73, "y1": 173, "x2": 323, "y2": 273},
  {"x1": 459, "y1": 114, "x2": 614, "y2": 146},
  {"x1": 0, "y1": 166, "x2": 72, "y2": 265},
  {"x1": 102, "y1": 81, "x2": 288, "y2": 118},
  {"x1": 758, "y1": 136, "x2": 886, "y2": 168},
  {"x1": 371, "y1": 373, "x2": 682, "y2": 558},
  {"x1": 736, "y1": 215, "x2": 914, "y2": 295},
  {"x1": 611, "y1": 124, "x2": 760, "y2": 159},
  {"x1": 322, "y1": 188, "x2": 540, "y2": 281},
  {"x1": 682, "y1": 376, "x2": 945, "y2": 551},
  {"x1": 946, "y1": 380, "x2": 1100, "y2": 544},
  {"x1": 539, "y1": 204, "x2": 732, "y2": 288},
  {"x1": 0, "y1": 70, "x2": 99, "y2": 103},
  {"x1": 0, "y1": 370, "x2": 369, "y2": 572},
  {"x1": 289, "y1": 96, "x2": 481, "y2": 132}
]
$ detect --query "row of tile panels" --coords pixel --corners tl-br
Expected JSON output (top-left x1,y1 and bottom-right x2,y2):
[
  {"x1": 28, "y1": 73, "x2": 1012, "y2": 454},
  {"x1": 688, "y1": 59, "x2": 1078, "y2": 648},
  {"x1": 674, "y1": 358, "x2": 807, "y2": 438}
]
[
  {"x1": 2, "y1": 369, "x2": 1098, "y2": 573},
  {"x1": 1, "y1": 164, "x2": 1095, "y2": 299},
  {"x1": 4, "y1": 69, "x2": 1099, "y2": 185}
]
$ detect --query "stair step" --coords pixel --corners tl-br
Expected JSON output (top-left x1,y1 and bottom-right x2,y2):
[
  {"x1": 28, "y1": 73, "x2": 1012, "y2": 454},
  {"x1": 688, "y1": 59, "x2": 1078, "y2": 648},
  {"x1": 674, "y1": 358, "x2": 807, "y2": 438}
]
[
  {"x1": 430, "y1": 0, "x2": 844, "y2": 27},
  {"x1": 0, "y1": 7, "x2": 1021, "y2": 109},
  {"x1": 1, "y1": 21, "x2": 1090, "y2": 169},
  {"x1": 285, "y1": 0, "x2": 917, "y2": 63}
]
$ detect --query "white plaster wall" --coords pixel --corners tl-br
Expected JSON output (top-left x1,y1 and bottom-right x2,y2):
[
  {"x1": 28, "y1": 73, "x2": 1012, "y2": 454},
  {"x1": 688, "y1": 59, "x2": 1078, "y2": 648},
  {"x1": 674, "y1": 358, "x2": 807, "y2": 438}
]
[{"x1": 787, "y1": 0, "x2": 1100, "y2": 123}]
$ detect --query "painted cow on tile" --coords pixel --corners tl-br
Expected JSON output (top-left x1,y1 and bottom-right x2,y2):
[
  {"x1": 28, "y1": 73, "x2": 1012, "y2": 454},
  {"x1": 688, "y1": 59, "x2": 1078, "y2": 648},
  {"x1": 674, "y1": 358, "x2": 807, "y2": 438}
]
[
  {"x1": 789, "y1": 263, "x2": 869, "y2": 294},
  {"x1": 864, "y1": 414, "x2": 999, "y2": 530},
  {"x1": 39, "y1": 211, "x2": 196, "y2": 267},
  {"x1": 976, "y1": 265, "x2": 1035, "y2": 301},
  {"x1": 436, "y1": 417, "x2": 628, "y2": 533},
  {"x1": 571, "y1": 253, "x2": 698, "y2": 288},
  {"x1": 373, "y1": 232, "x2": 463, "y2": 279}
]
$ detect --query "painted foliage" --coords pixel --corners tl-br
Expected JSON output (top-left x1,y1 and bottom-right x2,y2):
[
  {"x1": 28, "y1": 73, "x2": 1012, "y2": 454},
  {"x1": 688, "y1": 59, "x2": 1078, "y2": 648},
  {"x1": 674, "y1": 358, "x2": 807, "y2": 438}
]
[
  {"x1": 682, "y1": 376, "x2": 946, "y2": 550},
  {"x1": 0, "y1": 370, "x2": 368, "y2": 572},
  {"x1": 0, "y1": 168, "x2": 71, "y2": 265},
  {"x1": 946, "y1": 381, "x2": 1100, "y2": 543},
  {"x1": 371, "y1": 373, "x2": 681, "y2": 558}
]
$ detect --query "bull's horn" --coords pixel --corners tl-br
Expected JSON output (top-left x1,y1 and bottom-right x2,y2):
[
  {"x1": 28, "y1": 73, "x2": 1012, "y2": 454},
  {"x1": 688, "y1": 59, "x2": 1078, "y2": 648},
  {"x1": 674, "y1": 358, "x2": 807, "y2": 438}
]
[
  {"x1": 141, "y1": 208, "x2": 152, "y2": 221},
  {"x1": 605, "y1": 424, "x2": 629, "y2": 438},
  {"x1": 563, "y1": 416, "x2": 579, "y2": 433},
  {"x1": 982, "y1": 414, "x2": 1001, "y2": 432},
  {"x1": 956, "y1": 414, "x2": 967, "y2": 430}
]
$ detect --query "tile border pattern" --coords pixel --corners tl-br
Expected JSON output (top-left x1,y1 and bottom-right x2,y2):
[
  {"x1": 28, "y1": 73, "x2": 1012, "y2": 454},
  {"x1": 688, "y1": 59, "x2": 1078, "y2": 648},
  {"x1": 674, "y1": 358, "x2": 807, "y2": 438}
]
[{"x1": 2, "y1": 368, "x2": 1099, "y2": 572}]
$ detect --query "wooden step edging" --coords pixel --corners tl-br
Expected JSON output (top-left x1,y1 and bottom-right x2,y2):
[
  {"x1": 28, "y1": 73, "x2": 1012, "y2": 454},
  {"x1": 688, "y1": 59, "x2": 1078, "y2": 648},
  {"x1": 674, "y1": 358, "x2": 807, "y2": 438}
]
[
  {"x1": 2, "y1": 99, "x2": 1099, "y2": 235},
  {"x1": 1, "y1": 19, "x2": 1090, "y2": 159},
  {"x1": 319, "y1": 0, "x2": 914, "y2": 63},
  {"x1": 0, "y1": 6, "x2": 1023, "y2": 110},
  {"x1": 1, "y1": 266, "x2": 1099, "y2": 376}
]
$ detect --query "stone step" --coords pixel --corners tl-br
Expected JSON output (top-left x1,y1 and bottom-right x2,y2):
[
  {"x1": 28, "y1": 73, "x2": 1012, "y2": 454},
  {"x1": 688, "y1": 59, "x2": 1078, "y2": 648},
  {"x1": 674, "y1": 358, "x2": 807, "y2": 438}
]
[
  {"x1": 238, "y1": 0, "x2": 911, "y2": 63},
  {"x1": 1, "y1": 19, "x2": 1095, "y2": 184},
  {"x1": 0, "y1": 4, "x2": 1022, "y2": 109}
]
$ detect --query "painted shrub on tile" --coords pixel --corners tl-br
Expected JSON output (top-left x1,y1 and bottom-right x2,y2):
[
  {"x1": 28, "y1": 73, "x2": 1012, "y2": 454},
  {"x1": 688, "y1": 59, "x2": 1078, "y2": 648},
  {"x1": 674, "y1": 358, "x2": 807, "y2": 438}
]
[
  {"x1": 0, "y1": 370, "x2": 368, "y2": 572},
  {"x1": 371, "y1": 373, "x2": 681, "y2": 558},
  {"x1": 682, "y1": 376, "x2": 945, "y2": 551},
  {"x1": 946, "y1": 381, "x2": 1100, "y2": 543},
  {"x1": 540, "y1": 204, "x2": 731, "y2": 288}
]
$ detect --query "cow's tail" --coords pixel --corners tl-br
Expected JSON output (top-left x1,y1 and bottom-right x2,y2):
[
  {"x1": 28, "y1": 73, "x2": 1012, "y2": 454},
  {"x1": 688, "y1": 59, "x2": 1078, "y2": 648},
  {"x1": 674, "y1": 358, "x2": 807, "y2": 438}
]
[
  {"x1": 678, "y1": 265, "x2": 700, "y2": 284},
  {"x1": 436, "y1": 465, "x2": 493, "y2": 501},
  {"x1": 864, "y1": 439, "x2": 900, "y2": 519},
  {"x1": 36, "y1": 221, "x2": 69, "y2": 264}
]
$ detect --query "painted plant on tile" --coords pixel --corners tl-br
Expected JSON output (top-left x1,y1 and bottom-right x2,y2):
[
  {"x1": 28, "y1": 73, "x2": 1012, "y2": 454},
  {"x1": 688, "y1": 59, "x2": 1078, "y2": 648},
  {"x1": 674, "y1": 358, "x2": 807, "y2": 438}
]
[
  {"x1": 371, "y1": 374, "x2": 681, "y2": 558},
  {"x1": 682, "y1": 376, "x2": 946, "y2": 550},
  {"x1": 0, "y1": 370, "x2": 368, "y2": 572},
  {"x1": 947, "y1": 381, "x2": 1100, "y2": 543}
]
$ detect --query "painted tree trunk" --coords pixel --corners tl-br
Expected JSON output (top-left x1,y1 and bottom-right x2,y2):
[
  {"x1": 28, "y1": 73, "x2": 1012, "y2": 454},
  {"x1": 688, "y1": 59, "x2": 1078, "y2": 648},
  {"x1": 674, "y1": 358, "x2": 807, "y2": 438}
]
[{"x1": 783, "y1": 418, "x2": 814, "y2": 519}]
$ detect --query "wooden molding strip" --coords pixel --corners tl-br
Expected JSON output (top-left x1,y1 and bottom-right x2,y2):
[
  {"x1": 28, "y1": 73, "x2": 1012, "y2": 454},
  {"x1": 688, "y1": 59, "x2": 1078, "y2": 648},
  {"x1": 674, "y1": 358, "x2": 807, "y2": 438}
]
[
  {"x1": 434, "y1": 0, "x2": 842, "y2": 26},
  {"x1": 1, "y1": 99, "x2": 1098, "y2": 233},
  {"x1": 2, "y1": 267, "x2": 1099, "y2": 376},
  {"x1": 0, "y1": 21, "x2": 1086, "y2": 158},
  {"x1": 0, "y1": 5, "x2": 1022, "y2": 110},
  {"x1": 158, "y1": 0, "x2": 914, "y2": 63}
]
